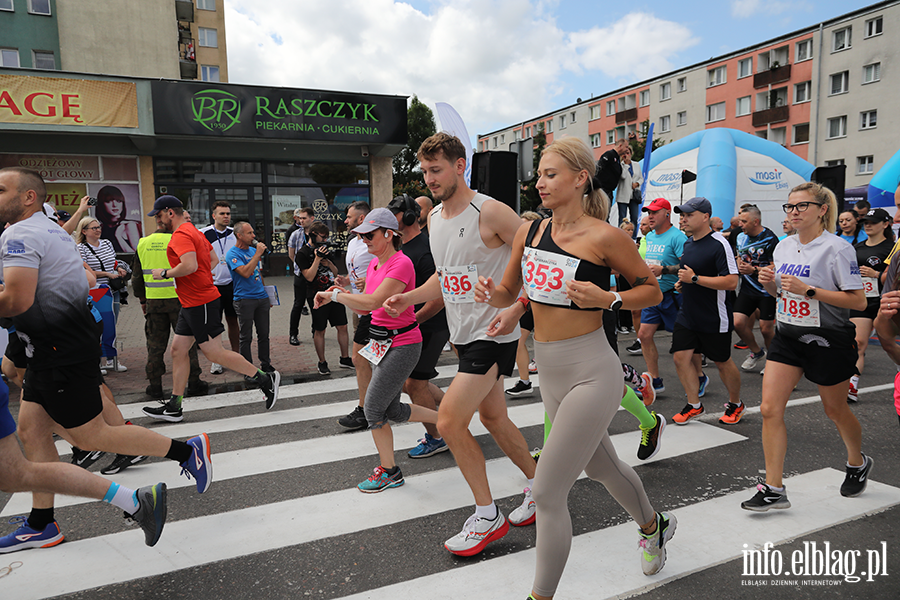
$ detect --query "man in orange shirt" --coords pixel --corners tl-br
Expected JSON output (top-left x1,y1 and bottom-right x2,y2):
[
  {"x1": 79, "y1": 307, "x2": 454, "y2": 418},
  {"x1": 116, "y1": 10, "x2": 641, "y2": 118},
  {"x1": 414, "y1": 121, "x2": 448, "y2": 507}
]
[{"x1": 142, "y1": 196, "x2": 280, "y2": 421}]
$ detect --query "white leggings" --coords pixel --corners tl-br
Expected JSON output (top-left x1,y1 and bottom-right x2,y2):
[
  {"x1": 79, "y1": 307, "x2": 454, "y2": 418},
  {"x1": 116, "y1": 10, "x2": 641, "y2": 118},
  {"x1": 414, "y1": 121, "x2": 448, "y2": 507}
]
[{"x1": 532, "y1": 327, "x2": 655, "y2": 597}]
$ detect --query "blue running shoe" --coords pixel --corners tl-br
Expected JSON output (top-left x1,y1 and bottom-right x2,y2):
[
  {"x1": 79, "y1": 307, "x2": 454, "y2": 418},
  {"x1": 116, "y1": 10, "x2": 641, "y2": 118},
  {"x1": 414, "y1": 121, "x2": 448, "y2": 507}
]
[
  {"x1": 408, "y1": 433, "x2": 449, "y2": 459},
  {"x1": 358, "y1": 466, "x2": 404, "y2": 493},
  {"x1": 652, "y1": 378, "x2": 665, "y2": 394},
  {"x1": 180, "y1": 433, "x2": 213, "y2": 494},
  {"x1": 0, "y1": 517, "x2": 64, "y2": 553},
  {"x1": 698, "y1": 374, "x2": 710, "y2": 398}
]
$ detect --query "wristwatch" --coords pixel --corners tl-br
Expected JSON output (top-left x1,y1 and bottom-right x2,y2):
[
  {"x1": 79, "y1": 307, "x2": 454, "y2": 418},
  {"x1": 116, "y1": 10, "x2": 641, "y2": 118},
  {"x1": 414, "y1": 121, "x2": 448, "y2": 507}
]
[
  {"x1": 691, "y1": 274, "x2": 699, "y2": 284},
  {"x1": 608, "y1": 292, "x2": 623, "y2": 311},
  {"x1": 161, "y1": 269, "x2": 168, "y2": 279},
  {"x1": 805, "y1": 286, "x2": 816, "y2": 298}
]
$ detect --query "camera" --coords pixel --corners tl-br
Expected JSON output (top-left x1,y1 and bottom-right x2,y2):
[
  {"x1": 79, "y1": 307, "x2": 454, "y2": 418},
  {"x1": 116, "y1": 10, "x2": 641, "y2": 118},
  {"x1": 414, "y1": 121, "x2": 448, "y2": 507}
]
[
  {"x1": 315, "y1": 242, "x2": 339, "y2": 259},
  {"x1": 87, "y1": 197, "x2": 97, "y2": 206}
]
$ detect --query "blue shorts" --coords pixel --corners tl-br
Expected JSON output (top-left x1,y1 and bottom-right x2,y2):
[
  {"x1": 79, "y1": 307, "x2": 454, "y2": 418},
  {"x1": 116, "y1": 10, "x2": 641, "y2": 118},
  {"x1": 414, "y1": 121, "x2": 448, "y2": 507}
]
[
  {"x1": 641, "y1": 290, "x2": 681, "y2": 333},
  {"x1": 0, "y1": 379, "x2": 17, "y2": 439}
]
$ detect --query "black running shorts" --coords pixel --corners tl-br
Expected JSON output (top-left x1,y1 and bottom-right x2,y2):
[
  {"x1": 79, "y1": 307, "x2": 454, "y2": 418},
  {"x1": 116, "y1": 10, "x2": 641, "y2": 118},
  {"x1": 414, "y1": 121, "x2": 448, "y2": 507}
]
[
  {"x1": 175, "y1": 298, "x2": 227, "y2": 345},
  {"x1": 22, "y1": 360, "x2": 103, "y2": 429},
  {"x1": 455, "y1": 339, "x2": 517, "y2": 379}
]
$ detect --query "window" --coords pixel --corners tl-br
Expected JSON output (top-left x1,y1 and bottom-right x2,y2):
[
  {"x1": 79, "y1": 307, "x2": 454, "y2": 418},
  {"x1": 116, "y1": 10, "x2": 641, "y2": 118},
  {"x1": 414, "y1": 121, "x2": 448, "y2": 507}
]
[
  {"x1": 0, "y1": 48, "x2": 19, "y2": 67},
  {"x1": 865, "y1": 17, "x2": 883, "y2": 38},
  {"x1": 607, "y1": 100, "x2": 616, "y2": 116},
  {"x1": 858, "y1": 156, "x2": 874, "y2": 175},
  {"x1": 197, "y1": 0, "x2": 216, "y2": 10},
  {"x1": 32, "y1": 50, "x2": 55, "y2": 70},
  {"x1": 513, "y1": 130, "x2": 520, "y2": 141},
  {"x1": 833, "y1": 27, "x2": 851, "y2": 52},
  {"x1": 492, "y1": 137, "x2": 498, "y2": 148},
  {"x1": 677, "y1": 77, "x2": 686, "y2": 92},
  {"x1": 659, "y1": 115, "x2": 670, "y2": 132},
  {"x1": 770, "y1": 127, "x2": 787, "y2": 145},
  {"x1": 677, "y1": 111, "x2": 687, "y2": 127},
  {"x1": 660, "y1": 82, "x2": 671, "y2": 101},
  {"x1": 706, "y1": 102, "x2": 726, "y2": 123},
  {"x1": 500, "y1": 134, "x2": 505, "y2": 144},
  {"x1": 201, "y1": 65, "x2": 220, "y2": 82},
  {"x1": 738, "y1": 58, "x2": 752, "y2": 78},
  {"x1": 27, "y1": 0, "x2": 50, "y2": 15},
  {"x1": 793, "y1": 123, "x2": 810, "y2": 144},
  {"x1": 863, "y1": 63, "x2": 881, "y2": 84},
  {"x1": 825, "y1": 159, "x2": 845, "y2": 167},
  {"x1": 591, "y1": 134, "x2": 602, "y2": 148},
  {"x1": 525, "y1": 126, "x2": 531, "y2": 138},
  {"x1": 559, "y1": 115, "x2": 566, "y2": 129},
  {"x1": 736, "y1": 96, "x2": 751, "y2": 117},
  {"x1": 827, "y1": 116, "x2": 847, "y2": 139},
  {"x1": 708, "y1": 66, "x2": 726, "y2": 87},
  {"x1": 570, "y1": 111, "x2": 577, "y2": 123},
  {"x1": 607, "y1": 130, "x2": 615, "y2": 145},
  {"x1": 796, "y1": 39, "x2": 813, "y2": 62},
  {"x1": 590, "y1": 105, "x2": 602, "y2": 120},
  {"x1": 0, "y1": 0, "x2": 13, "y2": 11},
  {"x1": 639, "y1": 90, "x2": 649, "y2": 107},
  {"x1": 198, "y1": 28, "x2": 218, "y2": 48},
  {"x1": 546, "y1": 120, "x2": 552, "y2": 133},
  {"x1": 829, "y1": 71, "x2": 849, "y2": 95},
  {"x1": 860, "y1": 110, "x2": 877, "y2": 130},
  {"x1": 794, "y1": 81, "x2": 811, "y2": 103},
  {"x1": 625, "y1": 94, "x2": 636, "y2": 110}
]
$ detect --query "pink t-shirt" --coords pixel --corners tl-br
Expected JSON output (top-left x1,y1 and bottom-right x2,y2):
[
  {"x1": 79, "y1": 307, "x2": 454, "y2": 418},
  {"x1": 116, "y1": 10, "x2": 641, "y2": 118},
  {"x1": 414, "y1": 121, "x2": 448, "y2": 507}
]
[{"x1": 368, "y1": 251, "x2": 422, "y2": 347}]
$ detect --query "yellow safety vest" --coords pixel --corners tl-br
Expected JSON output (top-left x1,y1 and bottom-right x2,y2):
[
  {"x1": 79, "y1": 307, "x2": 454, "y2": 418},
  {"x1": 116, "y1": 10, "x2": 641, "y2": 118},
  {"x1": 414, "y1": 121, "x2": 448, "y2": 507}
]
[{"x1": 137, "y1": 232, "x2": 177, "y2": 300}]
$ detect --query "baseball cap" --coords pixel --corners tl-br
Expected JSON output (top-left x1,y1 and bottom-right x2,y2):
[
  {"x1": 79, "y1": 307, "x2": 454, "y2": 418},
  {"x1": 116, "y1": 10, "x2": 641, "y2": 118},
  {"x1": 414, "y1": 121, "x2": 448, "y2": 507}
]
[
  {"x1": 674, "y1": 197, "x2": 712, "y2": 215},
  {"x1": 642, "y1": 198, "x2": 672, "y2": 213},
  {"x1": 860, "y1": 208, "x2": 891, "y2": 223},
  {"x1": 352, "y1": 207, "x2": 401, "y2": 234},
  {"x1": 147, "y1": 195, "x2": 183, "y2": 216},
  {"x1": 42, "y1": 202, "x2": 57, "y2": 221},
  {"x1": 56, "y1": 210, "x2": 72, "y2": 223}
]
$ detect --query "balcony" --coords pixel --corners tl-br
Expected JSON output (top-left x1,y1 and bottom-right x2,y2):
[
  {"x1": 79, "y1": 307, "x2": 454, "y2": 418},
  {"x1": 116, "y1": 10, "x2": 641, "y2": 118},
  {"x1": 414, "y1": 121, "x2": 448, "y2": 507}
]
[
  {"x1": 754, "y1": 63, "x2": 792, "y2": 88},
  {"x1": 175, "y1": 0, "x2": 194, "y2": 22},
  {"x1": 615, "y1": 107, "x2": 637, "y2": 124},
  {"x1": 179, "y1": 60, "x2": 198, "y2": 80},
  {"x1": 752, "y1": 105, "x2": 789, "y2": 128}
]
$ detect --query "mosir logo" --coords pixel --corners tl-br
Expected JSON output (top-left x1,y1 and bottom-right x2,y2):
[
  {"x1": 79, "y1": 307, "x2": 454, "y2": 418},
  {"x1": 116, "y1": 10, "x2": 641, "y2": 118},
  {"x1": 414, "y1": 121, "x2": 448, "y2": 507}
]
[
  {"x1": 191, "y1": 89, "x2": 241, "y2": 132},
  {"x1": 750, "y1": 169, "x2": 789, "y2": 190},
  {"x1": 649, "y1": 172, "x2": 682, "y2": 191}
]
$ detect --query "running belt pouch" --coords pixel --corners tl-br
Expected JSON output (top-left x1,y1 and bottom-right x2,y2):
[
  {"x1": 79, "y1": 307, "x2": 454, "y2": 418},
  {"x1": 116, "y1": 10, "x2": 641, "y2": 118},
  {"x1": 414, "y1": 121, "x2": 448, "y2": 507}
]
[
  {"x1": 85, "y1": 245, "x2": 127, "y2": 291},
  {"x1": 368, "y1": 323, "x2": 417, "y2": 341}
]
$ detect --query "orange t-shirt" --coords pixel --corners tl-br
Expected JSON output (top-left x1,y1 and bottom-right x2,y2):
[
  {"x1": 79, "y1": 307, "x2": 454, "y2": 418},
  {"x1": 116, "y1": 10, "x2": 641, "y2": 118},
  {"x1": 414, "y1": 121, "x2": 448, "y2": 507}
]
[{"x1": 167, "y1": 222, "x2": 220, "y2": 308}]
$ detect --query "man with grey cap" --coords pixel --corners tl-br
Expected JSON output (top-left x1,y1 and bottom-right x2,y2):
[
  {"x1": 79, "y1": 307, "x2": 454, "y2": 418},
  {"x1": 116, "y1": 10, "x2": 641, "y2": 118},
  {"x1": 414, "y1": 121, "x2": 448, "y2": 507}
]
[{"x1": 669, "y1": 197, "x2": 743, "y2": 426}]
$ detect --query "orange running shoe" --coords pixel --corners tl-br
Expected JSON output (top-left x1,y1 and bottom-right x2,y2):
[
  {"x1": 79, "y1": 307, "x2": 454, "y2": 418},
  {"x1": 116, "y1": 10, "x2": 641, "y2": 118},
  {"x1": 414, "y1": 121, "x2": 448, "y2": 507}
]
[
  {"x1": 672, "y1": 403, "x2": 704, "y2": 425},
  {"x1": 718, "y1": 402, "x2": 744, "y2": 425}
]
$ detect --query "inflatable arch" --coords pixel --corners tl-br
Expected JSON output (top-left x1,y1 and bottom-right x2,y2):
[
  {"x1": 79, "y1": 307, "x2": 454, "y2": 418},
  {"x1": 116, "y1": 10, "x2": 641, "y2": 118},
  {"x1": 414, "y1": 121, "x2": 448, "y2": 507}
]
[{"x1": 868, "y1": 147, "x2": 900, "y2": 209}]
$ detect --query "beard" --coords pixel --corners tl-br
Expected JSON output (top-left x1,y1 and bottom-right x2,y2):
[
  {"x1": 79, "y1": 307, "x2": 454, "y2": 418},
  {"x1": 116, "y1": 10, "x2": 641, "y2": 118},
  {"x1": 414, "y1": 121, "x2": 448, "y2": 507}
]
[
  {"x1": 0, "y1": 196, "x2": 26, "y2": 225},
  {"x1": 432, "y1": 180, "x2": 457, "y2": 203}
]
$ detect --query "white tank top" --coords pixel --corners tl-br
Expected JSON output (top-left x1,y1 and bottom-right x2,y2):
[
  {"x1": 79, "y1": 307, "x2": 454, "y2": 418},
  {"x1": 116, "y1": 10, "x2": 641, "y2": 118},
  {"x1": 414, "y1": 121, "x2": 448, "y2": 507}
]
[{"x1": 428, "y1": 193, "x2": 519, "y2": 345}]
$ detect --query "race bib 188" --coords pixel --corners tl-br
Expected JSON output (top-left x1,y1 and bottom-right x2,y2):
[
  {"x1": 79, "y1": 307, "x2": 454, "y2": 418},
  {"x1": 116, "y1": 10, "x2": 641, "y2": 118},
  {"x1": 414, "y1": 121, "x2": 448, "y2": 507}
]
[
  {"x1": 522, "y1": 247, "x2": 579, "y2": 306},
  {"x1": 776, "y1": 291, "x2": 820, "y2": 327},
  {"x1": 438, "y1": 265, "x2": 477, "y2": 304}
]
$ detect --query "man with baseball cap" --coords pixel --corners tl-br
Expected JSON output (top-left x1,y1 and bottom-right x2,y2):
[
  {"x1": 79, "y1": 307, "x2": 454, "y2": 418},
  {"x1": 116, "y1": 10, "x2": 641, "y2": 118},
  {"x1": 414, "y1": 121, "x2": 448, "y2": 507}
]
[
  {"x1": 634, "y1": 198, "x2": 688, "y2": 395},
  {"x1": 669, "y1": 198, "x2": 743, "y2": 425}
]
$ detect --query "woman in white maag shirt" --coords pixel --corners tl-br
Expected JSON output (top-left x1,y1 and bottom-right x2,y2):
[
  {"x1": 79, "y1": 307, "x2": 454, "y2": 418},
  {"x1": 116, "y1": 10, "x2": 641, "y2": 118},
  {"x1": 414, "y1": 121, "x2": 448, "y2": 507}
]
[{"x1": 742, "y1": 182, "x2": 870, "y2": 513}]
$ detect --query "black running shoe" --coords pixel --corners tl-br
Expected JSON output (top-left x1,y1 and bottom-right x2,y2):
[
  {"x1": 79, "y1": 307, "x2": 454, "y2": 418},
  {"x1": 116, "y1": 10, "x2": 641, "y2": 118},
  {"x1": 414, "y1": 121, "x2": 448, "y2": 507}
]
[
  {"x1": 142, "y1": 398, "x2": 184, "y2": 423},
  {"x1": 101, "y1": 454, "x2": 149, "y2": 475},
  {"x1": 127, "y1": 482, "x2": 167, "y2": 547},
  {"x1": 840, "y1": 453, "x2": 873, "y2": 497},
  {"x1": 505, "y1": 380, "x2": 533, "y2": 397},
  {"x1": 626, "y1": 339, "x2": 643, "y2": 355},
  {"x1": 637, "y1": 412, "x2": 665, "y2": 461},
  {"x1": 741, "y1": 479, "x2": 791, "y2": 511},
  {"x1": 289, "y1": 335, "x2": 300, "y2": 346},
  {"x1": 71, "y1": 447, "x2": 105, "y2": 469},
  {"x1": 259, "y1": 370, "x2": 281, "y2": 410},
  {"x1": 339, "y1": 356, "x2": 355, "y2": 369},
  {"x1": 318, "y1": 361, "x2": 331, "y2": 376},
  {"x1": 338, "y1": 405, "x2": 367, "y2": 430}
]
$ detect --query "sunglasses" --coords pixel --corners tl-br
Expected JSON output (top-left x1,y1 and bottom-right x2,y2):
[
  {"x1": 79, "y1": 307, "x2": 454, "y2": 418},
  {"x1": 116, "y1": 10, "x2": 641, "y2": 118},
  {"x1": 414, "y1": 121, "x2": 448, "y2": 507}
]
[{"x1": 360, "y1": 231, "x2": 378, "y2": 241}]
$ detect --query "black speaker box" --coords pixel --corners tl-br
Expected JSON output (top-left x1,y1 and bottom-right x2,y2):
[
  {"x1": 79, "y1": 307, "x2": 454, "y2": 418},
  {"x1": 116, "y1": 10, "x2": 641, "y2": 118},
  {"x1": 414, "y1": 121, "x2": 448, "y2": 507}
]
[
  {"x1": 471, "y1": 151, "x2": 518, "y2": 210},
  {"x1": 811, "y1": 165, "x2": 847, "y2": 211}
]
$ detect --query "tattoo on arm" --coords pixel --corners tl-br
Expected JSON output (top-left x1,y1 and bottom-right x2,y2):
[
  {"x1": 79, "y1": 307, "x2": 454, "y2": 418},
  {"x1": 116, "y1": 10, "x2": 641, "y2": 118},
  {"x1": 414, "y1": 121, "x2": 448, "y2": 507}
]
[{"x1": 632, "y1": 276, "x2": 648, "y2": 287}]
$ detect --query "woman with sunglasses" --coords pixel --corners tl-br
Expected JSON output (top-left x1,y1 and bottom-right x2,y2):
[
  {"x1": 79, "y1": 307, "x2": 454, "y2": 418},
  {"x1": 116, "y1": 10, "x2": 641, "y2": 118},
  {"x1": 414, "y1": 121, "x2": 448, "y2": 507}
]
[
  {"x1": 742, "y1": 182, "x2": 870, "y2": 513},
  {"x1": 313, "y1": 208, "x2": 437, "y2": 493}
]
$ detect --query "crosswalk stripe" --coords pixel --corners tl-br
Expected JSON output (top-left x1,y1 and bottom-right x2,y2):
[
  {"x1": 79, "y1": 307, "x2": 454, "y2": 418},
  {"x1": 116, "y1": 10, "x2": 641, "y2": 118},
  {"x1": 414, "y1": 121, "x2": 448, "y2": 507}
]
[{"x1": 3, "y1": 427, "x2": 754, "y2": 600}]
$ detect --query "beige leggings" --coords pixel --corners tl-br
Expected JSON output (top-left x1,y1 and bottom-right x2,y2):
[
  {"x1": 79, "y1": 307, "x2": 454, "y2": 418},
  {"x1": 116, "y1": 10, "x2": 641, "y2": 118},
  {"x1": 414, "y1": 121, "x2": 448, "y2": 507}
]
[{"x1": 532, "y1": 327, "x2": 655, "y2": 597}]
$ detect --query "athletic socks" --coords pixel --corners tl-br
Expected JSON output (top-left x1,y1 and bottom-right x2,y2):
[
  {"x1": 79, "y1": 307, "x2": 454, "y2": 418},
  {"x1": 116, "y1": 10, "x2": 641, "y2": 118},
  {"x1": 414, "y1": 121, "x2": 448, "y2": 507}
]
[
  {"x1": 170, "y1": 394, "x2": 183, "y2": 410},
  {"x1": 166, "y1": 439, "x2": 194, "y2": 464},
  {"x1": 27, "y1": 507, "x2": 55, "y2": 531},
  {"x1": 620, "y1": 385, "x2": 657, "y2": 429},
  {"x1": 475, "y1": 502, "x2": 499, "y2": 520},
  {"x1": 622, "y1": 363, "x2": 642, "y2": 387},
  {"x1": 103, "y1": 482, "x2": 139, "y2": 513}
]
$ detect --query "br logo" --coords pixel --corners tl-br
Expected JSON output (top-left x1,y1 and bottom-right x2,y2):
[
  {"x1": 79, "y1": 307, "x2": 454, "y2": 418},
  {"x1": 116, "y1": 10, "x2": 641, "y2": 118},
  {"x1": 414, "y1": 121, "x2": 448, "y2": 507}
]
[
  {"x1": 313, "y1": 199, "x2": 329, "y2": 216},
  {"x1": 191, "y1": 89, "x2": 241, "y2": 132}
]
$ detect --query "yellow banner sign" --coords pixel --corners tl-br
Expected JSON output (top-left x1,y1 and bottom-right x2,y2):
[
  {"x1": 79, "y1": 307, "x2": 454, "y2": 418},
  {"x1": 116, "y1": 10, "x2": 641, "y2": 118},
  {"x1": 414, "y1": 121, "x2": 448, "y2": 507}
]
[{"x1": 0, "y1": 74, "x2": 138, "y2": 128}]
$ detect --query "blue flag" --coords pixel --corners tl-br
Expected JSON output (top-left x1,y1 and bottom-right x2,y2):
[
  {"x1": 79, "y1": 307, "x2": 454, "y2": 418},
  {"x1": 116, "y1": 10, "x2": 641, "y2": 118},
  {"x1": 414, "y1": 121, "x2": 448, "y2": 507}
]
[{"x1": 640, "y1": 123, "x2": 655, "y2": 205}]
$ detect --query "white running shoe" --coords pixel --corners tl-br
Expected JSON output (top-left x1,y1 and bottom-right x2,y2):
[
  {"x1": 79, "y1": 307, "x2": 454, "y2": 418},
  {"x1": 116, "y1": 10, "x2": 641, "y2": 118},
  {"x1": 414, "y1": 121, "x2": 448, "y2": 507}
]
[
  {"x1": 444, "y1": 512, "x2": 509, "y2": 556},
  {"x1": 508, "y1": 487, "x2": 536, "y2": 526},
  {"x1": 741, "y1": 349, "x2": 766, "y2": 371},
  {"x1": 103, "y1": 359, "x2": 127, "y2": 372},
  {"x1": 638, "y1": 511, "x2": 677, "y2": 575},
  {"x1": 210, "y1": 363, "x2": 224, "y2": 374}
]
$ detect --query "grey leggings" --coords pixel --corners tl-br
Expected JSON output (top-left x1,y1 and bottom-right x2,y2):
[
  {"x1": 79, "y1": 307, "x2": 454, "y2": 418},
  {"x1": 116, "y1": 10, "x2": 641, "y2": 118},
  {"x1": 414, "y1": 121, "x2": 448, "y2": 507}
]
[
  {"x1": 363, "y1": 341, "x2": 421, "y2": 429},
  {"x1": 532, "y1": 327, "x2": 655, "y2": 597}
]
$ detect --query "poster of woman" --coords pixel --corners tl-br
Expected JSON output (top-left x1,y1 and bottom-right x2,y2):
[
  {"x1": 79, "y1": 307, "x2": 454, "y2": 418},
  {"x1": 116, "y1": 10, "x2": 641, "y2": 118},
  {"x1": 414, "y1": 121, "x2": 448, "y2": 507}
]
[{"x1": 87, "y1": 183, "x2": 143, "y2": 252}]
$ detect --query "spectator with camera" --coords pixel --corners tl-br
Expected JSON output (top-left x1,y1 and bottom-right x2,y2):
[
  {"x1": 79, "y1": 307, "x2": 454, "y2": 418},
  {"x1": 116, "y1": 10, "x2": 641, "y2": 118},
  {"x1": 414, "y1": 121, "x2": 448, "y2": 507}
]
[{"x1": 296, "y1": 221, "x2": 352, "y2": 375}]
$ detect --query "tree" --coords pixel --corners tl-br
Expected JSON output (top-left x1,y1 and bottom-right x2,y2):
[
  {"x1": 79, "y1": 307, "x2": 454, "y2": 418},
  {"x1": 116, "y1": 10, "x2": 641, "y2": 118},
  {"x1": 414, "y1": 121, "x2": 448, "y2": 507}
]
[
  {"x1": 630, "y1": 120, "x2": 667, "y2": 163},
  {"x1": 393, "y1": 95, "x2": 437, "y2": 196},
  {"x1": 518, "y1": 125, "x2": 547, "y2": 213}
]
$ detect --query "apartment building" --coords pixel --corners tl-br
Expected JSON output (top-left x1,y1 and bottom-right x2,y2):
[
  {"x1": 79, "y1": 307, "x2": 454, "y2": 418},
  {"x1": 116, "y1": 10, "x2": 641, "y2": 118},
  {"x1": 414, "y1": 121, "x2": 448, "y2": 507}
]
[{"x1": 478, "y1": 0, "x2": 898, "y2": 191}]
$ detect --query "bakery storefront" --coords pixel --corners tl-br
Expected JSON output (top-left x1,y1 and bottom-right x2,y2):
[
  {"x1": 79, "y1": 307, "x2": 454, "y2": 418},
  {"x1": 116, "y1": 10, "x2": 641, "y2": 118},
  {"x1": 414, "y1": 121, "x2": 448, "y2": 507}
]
[{"x1": 0, "y1": 70, "x2": 407, "y2": 268}]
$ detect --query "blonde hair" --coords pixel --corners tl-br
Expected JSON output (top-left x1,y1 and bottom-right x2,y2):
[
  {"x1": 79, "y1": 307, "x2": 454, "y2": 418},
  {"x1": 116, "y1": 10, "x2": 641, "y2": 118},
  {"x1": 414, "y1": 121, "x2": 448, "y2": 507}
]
[
  {"x1": 520, "y1": 211, "x2": 542, "y2": 221},
  {"x1": 619, "y1": 219, "x2": 634, "y2": 231},
  {"x1": 75, "y1": 216, "x2": 99, "y2": 245},
  {"x1": 790, "y1": 182, "x2": 838, "y2": 234},
  {"x1": 541, "y1": 137, "x2": 609, "y2": 221}
]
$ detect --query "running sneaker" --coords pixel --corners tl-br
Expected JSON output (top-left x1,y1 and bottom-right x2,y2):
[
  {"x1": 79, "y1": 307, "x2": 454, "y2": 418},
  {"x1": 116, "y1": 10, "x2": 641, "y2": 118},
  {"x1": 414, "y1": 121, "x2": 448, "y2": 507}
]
[
  {"x1": 339, "y1": 356, "x2": 355, "y2": 369},
  {"x1": 289, "y1": 335, "x2": 300, "y2": 346},
  {"x1": 760, "y1": 367, "x2": 765, "y2": 376},
  {"x1": 652, "y1": 377, "x2": 665, "y2": 394},
  {"x1": 637, "y1": 412, "x2": 666, "y2": 461},
  {"x1": 408, "y1": 434, "x2": 449, "y2": 459},
  {"x1": 697, "y1": 374, "x2": 710, "y2": 398},
  {"x1": 528, "y1": 360, "x2": 538, "y2": 374},
  {"x1": 210, "y1": 362, "x2": 224, "y2": 374},
  {"x1": 847, "y1": 377, "x2": 859, "y2": 403},
  {"x1": 531, "y1": 447, "x2": 542, "y2": 463},
  {"x1": 318, "y1": 361, "x2": 331, "y2": 376},
  {"x1": 506, "y1": 380, "x2": 533, "y2": 397},
  {"x1": 301, "y1": 306, "x2": 310, "y2": 316},
  {"x1": 626, "y1": 339, "x2": 643, "y2": 355},
  {"x1": 338, "y1": 405, "x2": 368, "y2": 430},
  {"x1": 741, "y1": 349, "x2": 766, "y2": 371},
  {"x1": 103, "y1": 359, "x2": 127, "y2": 372},
  {"x1": 741, "y1": 480, "x2": 791, "y2": 511},
  {"x1": 672, "y1": 403, "x2": 704, "y2": 425},
  {"x1": 101, "y1": 454, "x2": 149, "y2": 475},
  {"x1": 840, "y1": 453, "x2": 874, "y2": 498},
  {"x1": 622, "y1": 363, "x2": 642, "y2": 387},
  {"x1": 142, "y1": 398, "x2": 183, "y2": 423},
  {"x1": 733, "y1": 342, "x2": 749, "y2": 350},
  {"x1": 127, "y1": 483, "x2": 167, "y2": 547},
  {"x1": 0, "y1": 517, "x2": 64, "y2": 553},
  {"x1": 357, "y1": 466, "x2": 404, "y2": 493},
  {"x1": 718, "y1": 402, "x2": 744, "y2": 425},
  {"x1": 259, "y1": 370, "x2": 281, "y2": 410},
  {"x1": 700, "y1": 354, "x2": 708, "y2": 368},
  {"x1": 637, "y1": 373, "x2": 655, "y2": 407},
  {"x1": 444, "y1": 512, "x2": 509, "y2": 556},
  {"x1": 637, "y1": 511, "x2": 677, "y2": 575},
  {"x1": 509, "y1": 487, "x2": 536, "y2": 526},
  {"x1": 180, "y1": 433, "x2": 212, "y2": 494},
  {"x1": 71, "y1": 447, "x2": 106, "y2": 469}
]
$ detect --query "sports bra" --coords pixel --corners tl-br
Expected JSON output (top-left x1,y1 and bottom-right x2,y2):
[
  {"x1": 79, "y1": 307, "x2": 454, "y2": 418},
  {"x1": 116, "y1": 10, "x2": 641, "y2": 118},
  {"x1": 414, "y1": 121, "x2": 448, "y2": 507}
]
[{"x1": 523, "y1": 219, "x2": 610, "y2": 311}]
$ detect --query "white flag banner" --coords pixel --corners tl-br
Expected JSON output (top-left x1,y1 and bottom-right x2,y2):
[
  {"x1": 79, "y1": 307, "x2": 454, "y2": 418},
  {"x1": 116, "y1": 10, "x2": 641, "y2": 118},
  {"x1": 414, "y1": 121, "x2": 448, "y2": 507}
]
[{"x1": 435, "y1": 102, "x2": 473, "y2": 187}]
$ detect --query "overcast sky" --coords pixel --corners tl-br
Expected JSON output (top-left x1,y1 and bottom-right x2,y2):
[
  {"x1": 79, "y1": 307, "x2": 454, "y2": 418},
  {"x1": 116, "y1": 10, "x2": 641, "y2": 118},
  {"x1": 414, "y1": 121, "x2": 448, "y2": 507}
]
[{"x1": 225, "y1": 0, "x2": 875, "y2": 144}]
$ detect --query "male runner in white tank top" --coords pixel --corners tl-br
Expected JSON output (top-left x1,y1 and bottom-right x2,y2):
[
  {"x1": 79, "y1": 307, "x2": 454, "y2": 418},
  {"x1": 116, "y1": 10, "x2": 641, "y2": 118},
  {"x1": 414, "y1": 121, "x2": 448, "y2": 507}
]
[{"x1": 384, "y1": 133, "x2": 537, "y2": 556}]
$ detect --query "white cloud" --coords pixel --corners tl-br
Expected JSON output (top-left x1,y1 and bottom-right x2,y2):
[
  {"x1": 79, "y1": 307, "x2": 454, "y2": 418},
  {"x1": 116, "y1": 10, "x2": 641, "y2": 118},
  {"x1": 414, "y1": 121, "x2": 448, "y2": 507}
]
[
  {"x1": 731, "y1": 0, "x2": 804, "y2": 18},
  {"x1": 224, "y1": 1, "x2": 698, "y2": 138}
]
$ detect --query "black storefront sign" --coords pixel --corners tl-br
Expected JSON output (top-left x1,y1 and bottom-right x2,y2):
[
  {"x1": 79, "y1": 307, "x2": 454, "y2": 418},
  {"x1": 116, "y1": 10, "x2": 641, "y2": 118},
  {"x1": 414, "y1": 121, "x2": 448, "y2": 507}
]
[{"x1": 151, "y1": 80, "x2": 407, "y2": 145}]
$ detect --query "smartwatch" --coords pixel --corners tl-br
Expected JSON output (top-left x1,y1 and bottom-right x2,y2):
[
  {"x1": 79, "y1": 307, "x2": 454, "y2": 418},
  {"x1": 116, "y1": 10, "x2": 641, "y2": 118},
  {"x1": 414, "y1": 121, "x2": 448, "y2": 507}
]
[
  {"x1": 161, "y1": 269, "x2": 168, "y2": 279},
  {"x1": 608, "y1": 292, "x2": 623, "y2": 311},
  {"x1": 331, "y1": 288, "x2": 341, "y2": 303},
  {"x1": 805, "y1": 286, "x2": 816, "y2": 298},
  {"x1": 691, "y1": 274, "x2": 699, "y2": 284}
]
